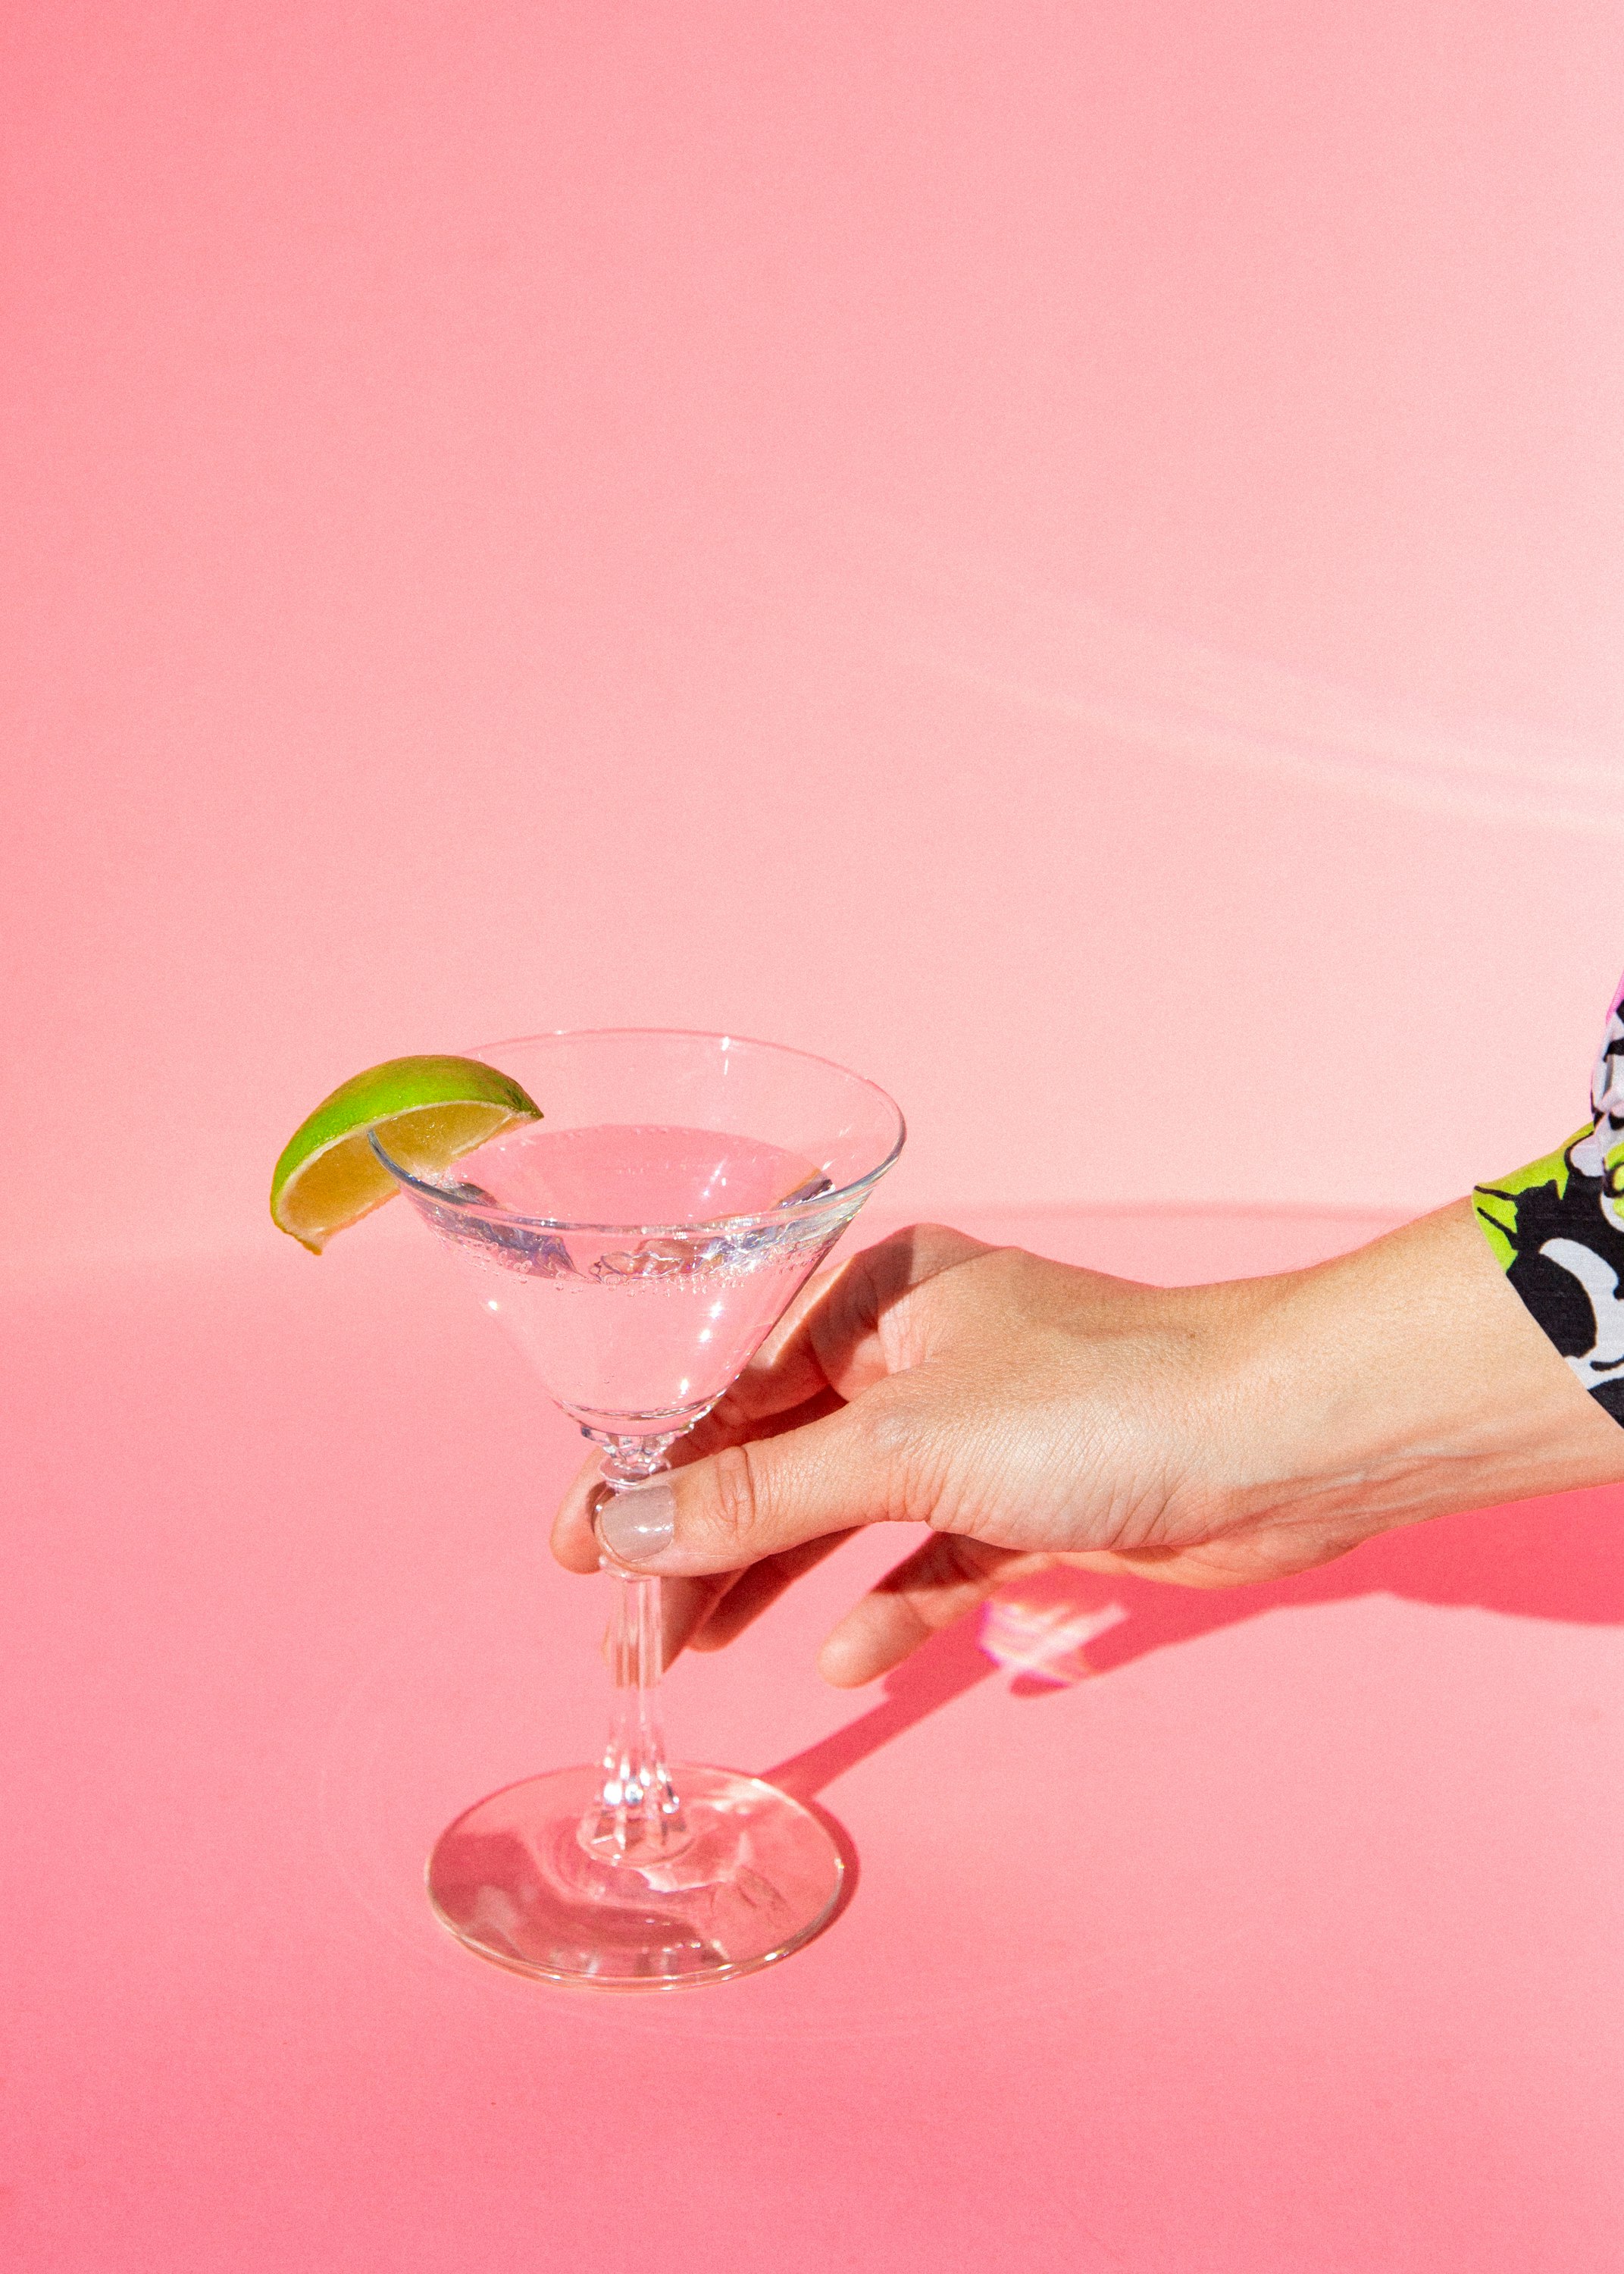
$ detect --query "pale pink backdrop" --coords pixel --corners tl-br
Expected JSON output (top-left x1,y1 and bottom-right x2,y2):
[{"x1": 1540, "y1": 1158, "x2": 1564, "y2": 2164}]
[
  {"x1": 5, "y1": 5, "x2": 1624, "y2": 2269},
  {"x1": 5, "y1": 0, "x2": 1624, "y2": 1270}
]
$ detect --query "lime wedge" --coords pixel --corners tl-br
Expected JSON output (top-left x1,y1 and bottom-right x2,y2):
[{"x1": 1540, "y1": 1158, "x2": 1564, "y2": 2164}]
[{"x1": 271, "y1": 1055, "x2": 541, "y2": 1253}]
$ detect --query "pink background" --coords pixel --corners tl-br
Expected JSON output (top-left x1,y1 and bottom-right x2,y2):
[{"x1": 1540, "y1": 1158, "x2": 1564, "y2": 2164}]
[
  {"x1": 7, "y1": 0, "x2": 1624, "y2": 1267},
  {"x1": 6, "y1": 5, "x2": 1624, "y2": 2268}
]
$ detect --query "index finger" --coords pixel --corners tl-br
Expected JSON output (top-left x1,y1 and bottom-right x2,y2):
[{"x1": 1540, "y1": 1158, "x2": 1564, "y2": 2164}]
[{"x1": 718, "y1": 1223, "x2": 993, "y2": 1427}]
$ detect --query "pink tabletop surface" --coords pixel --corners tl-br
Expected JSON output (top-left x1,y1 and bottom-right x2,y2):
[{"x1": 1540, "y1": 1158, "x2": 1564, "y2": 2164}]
[
  {"x1": 9, "y1": 6, "x2": 1624, "y2": 2263},
  {"x1": 8, "y1": 1201, "x2": 1624, "y2": 2273}
]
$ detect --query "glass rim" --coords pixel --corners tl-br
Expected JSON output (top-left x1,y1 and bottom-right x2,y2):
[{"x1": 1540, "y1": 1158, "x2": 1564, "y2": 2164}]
[{"x1": 368, "y1": 1025, "x2": 907, "y2": 1238}]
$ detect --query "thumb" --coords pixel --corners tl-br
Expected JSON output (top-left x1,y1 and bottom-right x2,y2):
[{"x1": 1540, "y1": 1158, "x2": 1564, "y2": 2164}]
[{"x1": 594, "y1": 1401, "x2": 909, "y2": 1576}]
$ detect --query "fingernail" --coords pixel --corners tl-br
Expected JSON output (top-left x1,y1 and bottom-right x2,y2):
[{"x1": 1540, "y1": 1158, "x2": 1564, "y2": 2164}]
[{"x1": 596, "y1": 1478, "x2": 676, "y2": 1567}]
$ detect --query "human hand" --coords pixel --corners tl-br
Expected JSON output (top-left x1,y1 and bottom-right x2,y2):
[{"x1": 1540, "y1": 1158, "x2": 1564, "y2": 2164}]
[{"x1": 551, "y1": 1205, "x2": 1624, "y2": 1686}]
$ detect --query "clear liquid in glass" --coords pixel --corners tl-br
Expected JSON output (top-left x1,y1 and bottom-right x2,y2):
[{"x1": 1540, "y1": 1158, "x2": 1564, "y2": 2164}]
[{"x1": 436, "y1": 1122, "x2": 835, "y2": 1431}]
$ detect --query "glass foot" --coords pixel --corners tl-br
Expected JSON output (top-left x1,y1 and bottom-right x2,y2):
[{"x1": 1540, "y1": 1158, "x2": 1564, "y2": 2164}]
[{"x1": 427, "y1": 1765, "x2": 845, "y2": 1988}]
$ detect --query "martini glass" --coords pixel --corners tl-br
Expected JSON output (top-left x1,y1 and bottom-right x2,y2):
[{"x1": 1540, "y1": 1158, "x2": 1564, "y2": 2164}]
[{"x1": 371, "y1": 1029, "x2": 905, "y2": 1987}]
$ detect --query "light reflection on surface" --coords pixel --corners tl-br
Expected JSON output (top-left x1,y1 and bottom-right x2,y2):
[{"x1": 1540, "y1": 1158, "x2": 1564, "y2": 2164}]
[{"x1": 978, "y1": 1595, "x2": 1130, "y2": 1686}]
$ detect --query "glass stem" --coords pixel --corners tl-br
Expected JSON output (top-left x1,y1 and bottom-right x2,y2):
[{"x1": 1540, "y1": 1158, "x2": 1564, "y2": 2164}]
[{"x1": 583, "y1": 1436, "x2": 687, "y2": 1865}]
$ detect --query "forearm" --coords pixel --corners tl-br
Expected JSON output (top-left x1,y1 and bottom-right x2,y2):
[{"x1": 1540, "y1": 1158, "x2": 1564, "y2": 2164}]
[{"x1": 1219, "y1": 1198, "x2": 1624, "y2": 1551}]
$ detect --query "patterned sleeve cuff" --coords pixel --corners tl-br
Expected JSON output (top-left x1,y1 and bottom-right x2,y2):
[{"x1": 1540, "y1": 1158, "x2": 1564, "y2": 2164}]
[{"x1": 1474, "y1": 1123, "x2": 1624, "y2": 1424}]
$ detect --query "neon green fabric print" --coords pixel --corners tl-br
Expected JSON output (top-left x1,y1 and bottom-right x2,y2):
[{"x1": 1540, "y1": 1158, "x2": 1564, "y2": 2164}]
[{"x1": 1473, "y1": 975, "x2": 1624, "y2": 1423}]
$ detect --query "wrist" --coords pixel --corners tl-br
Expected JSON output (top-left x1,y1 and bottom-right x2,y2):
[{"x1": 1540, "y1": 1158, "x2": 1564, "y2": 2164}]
[{"x1": 1198, "y1": 1199, "x2": 1624, "y2": 1553}]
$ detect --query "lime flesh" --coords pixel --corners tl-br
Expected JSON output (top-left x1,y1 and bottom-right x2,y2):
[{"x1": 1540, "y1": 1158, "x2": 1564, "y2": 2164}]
[{"x1": 271, "y1": 1055, "x2": 541, "y2": 1253}]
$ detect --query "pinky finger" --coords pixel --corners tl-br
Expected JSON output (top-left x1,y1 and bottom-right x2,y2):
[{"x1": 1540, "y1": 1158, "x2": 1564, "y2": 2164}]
[{"x1": 816, "y1": 1534, "x2": 1041, "y2": 1688}]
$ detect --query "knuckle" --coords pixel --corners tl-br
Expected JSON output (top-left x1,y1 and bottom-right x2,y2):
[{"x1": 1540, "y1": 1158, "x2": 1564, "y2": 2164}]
[
  {"x1": 844, "y1": 1386, "x2": 946, "y2": 1522},
  {"x1": 899, "y1": 1223, "x2": 990, "y2": 1278},
  {"x1": 699, "y1": 1442, "x2": 764, "y2": 1557},
  {"x1": 970, "y1": 1242, "x2": 1034, "y2": 1292},
  {"x1": 846, "y1": 1389, "x2": 916, "y2": 1469}
]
